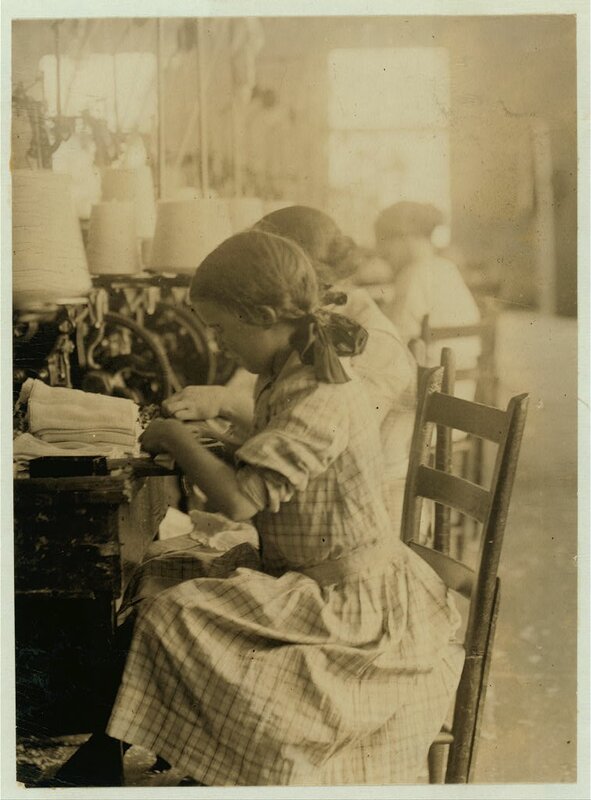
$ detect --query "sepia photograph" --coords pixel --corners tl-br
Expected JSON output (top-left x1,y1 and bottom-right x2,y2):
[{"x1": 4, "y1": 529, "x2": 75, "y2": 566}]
[{"x1": 1, "y1": 0, "x2": 589, "y2": 797}]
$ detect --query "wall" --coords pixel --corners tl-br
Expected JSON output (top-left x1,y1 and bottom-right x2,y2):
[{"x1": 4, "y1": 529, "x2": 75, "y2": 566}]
[
  {"x1": 255, "y1": 15, "x2": 577, "y2": 315},
  {"x1": 11, "y1": 15, "x2": 578, "y2": 315}
]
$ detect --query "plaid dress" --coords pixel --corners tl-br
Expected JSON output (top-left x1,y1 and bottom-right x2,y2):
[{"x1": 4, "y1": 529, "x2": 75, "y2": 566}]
[
  {"x1": 107, "y1": 354, "x2": 463, "y2": 786},
  {"x1": 224, "y1": 288, "x2": 417, "y2": 535}
]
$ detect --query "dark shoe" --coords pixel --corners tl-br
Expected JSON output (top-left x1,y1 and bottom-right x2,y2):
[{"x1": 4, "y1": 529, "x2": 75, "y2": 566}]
[
  {"x1": 149, "y1": 755, "x2": 172, "y2": 773},
  {"x1": 148, "y1": 755, "x2": 206, "y2": 785},
  {"x1": 52, "y1": 732, "x2": 124, "y2": 787},
  {"x1": 179, "y1": 775, "x2": 205, "y2": 785}
]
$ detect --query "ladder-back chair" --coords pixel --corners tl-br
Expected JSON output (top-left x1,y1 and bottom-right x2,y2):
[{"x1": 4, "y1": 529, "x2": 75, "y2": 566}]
[
  {"x1": 401, "y1": 365, "x2": 529, "y2": 783},
  {"x1": 413, "y1": 301, "x2": 499, "y2": 489},
  {"x1": 418, "y1": 299, "x2": 498, "y2": 408},
  {"x1": 411, "y1": 309, "x2": 499, "y2": 552},
  {"x1": 432, "y1": 347, "x2": 455, "y2": 556},
  {"x1": 411, "y1": 346, "x2": 466, "y2": 558}
]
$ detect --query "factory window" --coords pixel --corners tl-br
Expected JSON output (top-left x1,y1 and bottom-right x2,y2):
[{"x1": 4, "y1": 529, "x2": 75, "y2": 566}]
[
  {"x1": 327, "y1": 47, "x2": 451, "y2": 245},
  {"x1": 39, "y1": 52, "x2": 157, "y2": 133}
]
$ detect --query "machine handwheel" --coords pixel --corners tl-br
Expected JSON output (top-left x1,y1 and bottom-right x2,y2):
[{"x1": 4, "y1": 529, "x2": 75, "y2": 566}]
[
  {"x1": 81, "y1": 311, "x2": 176, "y2": 405},
  {"x1": 144, "y1": 301, "x2": 237, "y2": 387}
]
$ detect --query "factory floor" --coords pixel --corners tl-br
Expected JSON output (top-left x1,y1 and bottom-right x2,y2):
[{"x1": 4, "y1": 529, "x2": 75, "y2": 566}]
[
  {"x1": 471, "y1": 308, "x2": 579, "y2": 784},
  {"x1": 13, "y1": 309, "x2": 580, "y2": 789}
]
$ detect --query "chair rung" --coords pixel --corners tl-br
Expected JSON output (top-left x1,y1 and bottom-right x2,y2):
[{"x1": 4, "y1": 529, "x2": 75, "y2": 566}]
[
  {"x1": 433, "y1": 730, "x2": 455, "y2": 745},
  {"x1": 426, "y1": 323, "x2": 491, "y2": 340},
  {"x1": 407, "y1": 540, "x2": 474, "y2": 597},
  {"x1": 417, "y1": 465, "x2": 490, "y2": 522},
  {"x1": 427, "y1": 391, "x2": 507, "y2": 442}
]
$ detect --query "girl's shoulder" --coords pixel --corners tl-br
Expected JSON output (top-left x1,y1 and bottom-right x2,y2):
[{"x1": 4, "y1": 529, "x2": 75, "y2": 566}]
[
  {"x1": 258, "y1": 353, "x2": 362, "y2": 423},
  {"x1": 246, "y1": 355, "x2": 362, "y2": 466},
  {"x1": 274, "y1": 354, "x2": 356, "y2": 399}
]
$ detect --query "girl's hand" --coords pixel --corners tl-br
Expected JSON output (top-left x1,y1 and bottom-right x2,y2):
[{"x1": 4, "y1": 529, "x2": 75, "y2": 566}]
[
  {"x1": 161, "y1": 385, "x2": 228, "y2": 421},
  {"x1": 140, "y1": 418, "x2": 184, "y2": 455}
]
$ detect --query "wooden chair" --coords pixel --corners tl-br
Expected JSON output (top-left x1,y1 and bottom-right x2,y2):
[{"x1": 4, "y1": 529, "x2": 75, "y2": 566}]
[
  {"x1": 432, "y1": 347, "x2": 456, "y2": 556},
  {"x1": 410, "y1": 346, "x2": 465, "y2": 557},
  {"x1": 418, "y1": 299, "x2": 499, "y2": 414},
  {"x1": 401, "y1": 365, "x2": 529, "y2": 783},
  {"x1": 411, "y1": 307, "x2": 499, "y2": 554}
]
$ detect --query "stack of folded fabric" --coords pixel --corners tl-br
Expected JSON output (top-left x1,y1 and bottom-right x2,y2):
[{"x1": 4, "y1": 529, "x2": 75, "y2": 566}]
[{"x1": 13, "y1": 379, "x2": 141, "y2": 471}]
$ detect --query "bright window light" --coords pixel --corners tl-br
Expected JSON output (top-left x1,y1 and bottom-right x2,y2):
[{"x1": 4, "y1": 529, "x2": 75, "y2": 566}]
[
  {"x1": 327, "y1": 47, "x2": 451, "y2": 245},
  {"x1": 40, "y1": 52, "x2": 156, "y2": 133}
]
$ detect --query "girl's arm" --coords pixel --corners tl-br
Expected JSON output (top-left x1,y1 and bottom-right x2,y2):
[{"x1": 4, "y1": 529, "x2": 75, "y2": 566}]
[{"x1": 141, "y1": 418, "x2": 259, "y2": 521}]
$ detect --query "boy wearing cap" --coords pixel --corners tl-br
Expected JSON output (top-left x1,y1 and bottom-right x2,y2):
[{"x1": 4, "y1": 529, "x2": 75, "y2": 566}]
[{"x1": 374, "y1": 201, "x2": 481, "y2": 401}]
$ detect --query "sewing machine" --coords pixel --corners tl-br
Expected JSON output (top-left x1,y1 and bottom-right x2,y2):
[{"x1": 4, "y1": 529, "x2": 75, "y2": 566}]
[{"x1": 13, "y1": 276, "x2": 236, "y2": 407}]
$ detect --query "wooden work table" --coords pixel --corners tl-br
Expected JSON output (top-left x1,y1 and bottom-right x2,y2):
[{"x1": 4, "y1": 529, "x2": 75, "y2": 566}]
[{"x1": 14, "y1": 459, "x2": 178, "y2": 736}]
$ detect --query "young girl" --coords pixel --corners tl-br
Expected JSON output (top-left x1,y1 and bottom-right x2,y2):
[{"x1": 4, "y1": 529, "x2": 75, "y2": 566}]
[
  {"x1": 165, "y1": 206, "x2": 417, "y2": 533},
  {"x1": 61, "y1": 231, "x2": 463, "y2": 787}
]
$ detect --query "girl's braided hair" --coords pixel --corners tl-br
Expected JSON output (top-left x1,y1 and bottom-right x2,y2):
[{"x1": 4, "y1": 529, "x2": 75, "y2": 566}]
[
  {"x1": 254, "y1": 205, "x2": 362, "y2": 284},
  {"x1": 189, "y1": 229, "x2": 320, "y2": 326}
]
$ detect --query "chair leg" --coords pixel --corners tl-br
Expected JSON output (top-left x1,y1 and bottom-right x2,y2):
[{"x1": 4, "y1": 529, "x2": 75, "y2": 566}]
[{"x1": 427, "y1": 742, "x2": 447, "y2": 784}]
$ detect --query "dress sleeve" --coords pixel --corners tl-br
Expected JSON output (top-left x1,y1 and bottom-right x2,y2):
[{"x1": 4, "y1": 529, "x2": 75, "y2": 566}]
[{"x1": 234, "y1": 380, "x2": 350, "y2": 512}]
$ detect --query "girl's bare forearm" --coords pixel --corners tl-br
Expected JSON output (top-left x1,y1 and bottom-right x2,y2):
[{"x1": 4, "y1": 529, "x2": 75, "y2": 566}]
[{"x1": 165, "y1": 428, "x2": 258, "y2": 521}]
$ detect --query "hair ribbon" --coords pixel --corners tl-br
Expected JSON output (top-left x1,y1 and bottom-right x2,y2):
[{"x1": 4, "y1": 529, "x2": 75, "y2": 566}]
[{"x1": 291, "y1": 310, "x2": 368, "y2": 384}]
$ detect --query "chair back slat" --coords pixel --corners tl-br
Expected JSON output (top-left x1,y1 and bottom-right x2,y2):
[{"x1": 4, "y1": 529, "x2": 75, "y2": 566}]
[
  {"x1": 420, "y1": 307, "x2": 499, "y2": 407},
  {"x1": 422, "y1": 322, "x2": 490, "y2": 340},
  {"x1": 407, "y1": 541, "x2": 474, "y2": 598},
  {"x1": 426, "y1": 392, "x2": 507, "y2": 443},
  {"x1": 416, "y1": 465, "x2": 490, "y2": 523}
]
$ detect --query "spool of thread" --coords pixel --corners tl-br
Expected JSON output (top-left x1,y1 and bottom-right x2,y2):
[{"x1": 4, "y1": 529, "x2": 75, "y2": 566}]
[
  {"x1": 149, "y1": 199, "x2": 234, "y2": 274},
  {"x1": 102, "y1": 166, "x2": 156, "y2": 239},
  {"x1": 12, "y1": 169, "x2": 92, "y2": 308},
  {"x1": 226, "y1": 197, "x2": 264, "y2": 232},
  {"x1": 87, "y1": 201, "x2": 140, "y2": 275}
]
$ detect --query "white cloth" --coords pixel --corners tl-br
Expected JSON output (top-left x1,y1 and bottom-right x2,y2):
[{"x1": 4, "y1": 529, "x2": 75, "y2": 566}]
[
  {"x1": 12, "y1": 432, "x2": 133, "y2": 475},
  {"x1": 183, "y1": 417, "x2": 245, "y2": 448},
  {"x1": 19, "y1": 378, "x2": 140, "y2": 451},
  {"x1": 159, "y1": 507, "x2": 260, "y2": 551}
]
